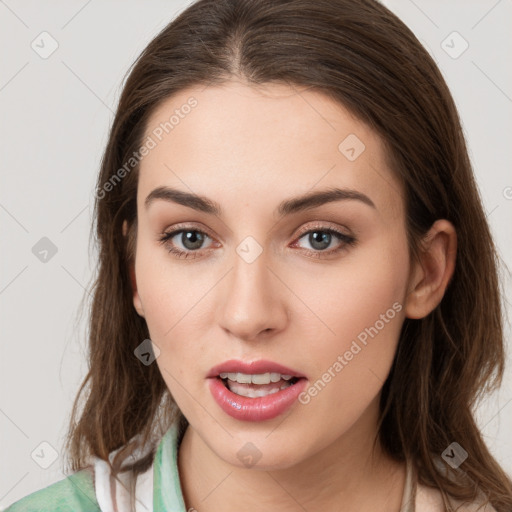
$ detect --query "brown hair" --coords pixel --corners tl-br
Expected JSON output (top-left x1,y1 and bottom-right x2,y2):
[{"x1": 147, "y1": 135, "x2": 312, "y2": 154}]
[{"x1": 64, "y1": 0, "x2": 512, "y2": 510}]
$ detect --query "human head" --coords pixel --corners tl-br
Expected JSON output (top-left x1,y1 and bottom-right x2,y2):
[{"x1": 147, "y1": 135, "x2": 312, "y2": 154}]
[{"x1": 66, "y1": 1, "x2": 511, "y2": 509}]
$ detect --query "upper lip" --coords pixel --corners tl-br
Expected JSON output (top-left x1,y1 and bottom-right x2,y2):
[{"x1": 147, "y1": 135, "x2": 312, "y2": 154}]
[{"x1": 207, "y1": 359, "x2": 307, "y2": 379}]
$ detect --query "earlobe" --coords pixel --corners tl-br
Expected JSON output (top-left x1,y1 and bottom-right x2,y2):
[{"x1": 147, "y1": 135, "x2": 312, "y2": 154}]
[{"x1": 404, "y1": 219, "x2": 457, "y2": 319}]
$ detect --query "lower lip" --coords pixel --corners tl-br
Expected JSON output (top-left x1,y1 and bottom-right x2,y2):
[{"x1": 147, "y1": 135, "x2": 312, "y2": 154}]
[{"x1": 208, "y1": 377, "x2": 308, "y2": 422}]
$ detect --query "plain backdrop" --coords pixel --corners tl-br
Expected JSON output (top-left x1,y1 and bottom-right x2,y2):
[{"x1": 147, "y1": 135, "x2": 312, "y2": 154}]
[{"x1": 1, "y1": 0, "x2": 511, "y2": 508}]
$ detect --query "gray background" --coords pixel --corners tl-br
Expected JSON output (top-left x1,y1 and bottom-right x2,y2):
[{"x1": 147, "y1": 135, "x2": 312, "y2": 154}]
[{"x1": 1, "y1": 0, "x2": 511, "y2": 508}]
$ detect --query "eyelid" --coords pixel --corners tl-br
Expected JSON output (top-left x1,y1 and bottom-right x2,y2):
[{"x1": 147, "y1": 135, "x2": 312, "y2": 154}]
[
  {"x1": 161, "y1": 221, "x2": 216, "y2": 239},
  {"x1": 294, "y1": 220, "x2": 352, "y2": 237}
]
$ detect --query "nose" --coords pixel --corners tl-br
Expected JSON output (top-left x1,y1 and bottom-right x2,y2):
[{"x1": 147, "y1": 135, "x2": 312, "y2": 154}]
[{"x1": 217, "y1": 247, "x2": 289, "y2": 342}]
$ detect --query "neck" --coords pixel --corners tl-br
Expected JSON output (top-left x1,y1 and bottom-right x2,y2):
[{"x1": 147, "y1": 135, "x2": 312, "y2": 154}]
[{"x1": 177, "y1": 399, "x2": 406, "y2": 512}]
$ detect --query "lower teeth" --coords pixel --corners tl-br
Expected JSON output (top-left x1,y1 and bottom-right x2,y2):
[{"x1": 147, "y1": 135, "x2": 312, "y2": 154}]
[{"x1": 223, "y1": 379, "x2": 295, "y2": 398}]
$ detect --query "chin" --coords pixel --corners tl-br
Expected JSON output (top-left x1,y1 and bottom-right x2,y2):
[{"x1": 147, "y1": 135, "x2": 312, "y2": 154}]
[{"x1": 216, "y1": 440, "x2": 306, "y2": 472}]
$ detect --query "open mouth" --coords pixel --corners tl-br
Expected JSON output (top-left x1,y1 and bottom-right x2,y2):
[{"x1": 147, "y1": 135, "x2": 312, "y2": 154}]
[
  {"x1": 208, "y1": 367, "x2": 309, "y2": 421},
  {"x1": 218, "y1": 375, "x2": 302, "y2": 399}
]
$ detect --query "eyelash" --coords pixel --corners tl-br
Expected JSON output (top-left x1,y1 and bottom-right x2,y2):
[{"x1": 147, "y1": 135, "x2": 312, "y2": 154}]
[{"x1": 157, "y1": 223, "x2": 357, "y2": 260}]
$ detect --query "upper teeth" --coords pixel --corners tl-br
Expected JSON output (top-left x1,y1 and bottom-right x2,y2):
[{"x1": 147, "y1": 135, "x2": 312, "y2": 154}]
[{"x1": 219, "y1": 372, "x2": 294, "y2": 384}]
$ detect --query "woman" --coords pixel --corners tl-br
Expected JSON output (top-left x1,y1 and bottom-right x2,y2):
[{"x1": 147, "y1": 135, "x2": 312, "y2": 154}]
[{"x1": 6, "y1": 0, "x2": 511, "y2": 510}]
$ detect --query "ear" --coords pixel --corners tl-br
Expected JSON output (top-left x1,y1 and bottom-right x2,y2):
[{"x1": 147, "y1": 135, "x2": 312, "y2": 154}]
[
  {"x1": 123, "y1": 220, "x2": 145, "y2": 318},
  {"x1": 404, "y1": 219, "x2": 457, "y2": 319}
]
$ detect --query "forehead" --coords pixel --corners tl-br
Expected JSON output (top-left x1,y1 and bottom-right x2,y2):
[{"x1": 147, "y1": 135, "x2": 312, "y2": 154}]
[{"x1": 138, "y1": 80, "x2": 404, "y2": 221}]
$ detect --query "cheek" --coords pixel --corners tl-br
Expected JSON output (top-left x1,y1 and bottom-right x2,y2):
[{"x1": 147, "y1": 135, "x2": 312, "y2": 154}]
[
  {"x1": 134, "y1": 246, "x2": 206, "y2": 381},
  {"x1": 296, "y1": 237, "x2": 407, "y2": 340},
  {"x1": 135, "y1": 240, "x2": 197, "y2": 332},
  {"x1": 295, "y1": 235, "x2": 408, "y2": 396}
]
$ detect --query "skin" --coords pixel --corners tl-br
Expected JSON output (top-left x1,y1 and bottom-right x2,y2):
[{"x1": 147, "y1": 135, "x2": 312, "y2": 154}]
[{"x1": 126, "y1": 79, "x2": 457, "y2": 512}]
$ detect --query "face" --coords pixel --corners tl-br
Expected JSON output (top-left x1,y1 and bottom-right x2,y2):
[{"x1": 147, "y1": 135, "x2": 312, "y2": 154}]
[{"x1": 131, "y1": 79, "x2": 413, "y2": 470}]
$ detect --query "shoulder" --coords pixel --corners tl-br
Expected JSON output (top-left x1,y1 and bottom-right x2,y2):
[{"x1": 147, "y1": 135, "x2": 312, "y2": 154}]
[
  {"x1": 3, "y1": 467, "x2": 101, "y2": 512},
  {"x1": 416, "y1": 480, "x2": 498, "y2": 512}
]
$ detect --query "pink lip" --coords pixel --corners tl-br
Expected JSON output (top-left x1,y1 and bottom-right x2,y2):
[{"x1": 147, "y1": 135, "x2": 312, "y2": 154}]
[
  {"x1": 207, "y1": 359, "x2": 306, "y2": 379},
  {"x1": 207, "y1": 359, "x2": 307, "y2": 422},
  {"x1": 208, "y1": 376, "x2": 308, "y2": 422}
]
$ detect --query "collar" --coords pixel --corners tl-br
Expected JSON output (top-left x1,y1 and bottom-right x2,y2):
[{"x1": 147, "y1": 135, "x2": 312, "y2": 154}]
[{"x1": 153, "y1": 422, "x2": 187, "y2": 511}]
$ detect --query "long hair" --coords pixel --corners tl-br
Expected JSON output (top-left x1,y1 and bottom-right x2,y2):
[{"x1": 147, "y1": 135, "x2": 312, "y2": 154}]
[{"x1": 63, "y1": 1, "x2": 512, "y2": 510}]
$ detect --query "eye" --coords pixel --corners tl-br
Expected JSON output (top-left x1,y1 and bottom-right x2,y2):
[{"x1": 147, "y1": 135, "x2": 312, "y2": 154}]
[
  {"x1": 291, "y1": 223, "x2": 357, "y2": 258},
  {"x1": 158, "y1": 225, "x2": 215, "y2": 259}
]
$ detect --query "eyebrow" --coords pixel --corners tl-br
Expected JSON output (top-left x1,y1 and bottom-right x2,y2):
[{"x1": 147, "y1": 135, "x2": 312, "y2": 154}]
[{"x1": 144, "y1": 185, "x2": 376, "y2": 216}]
